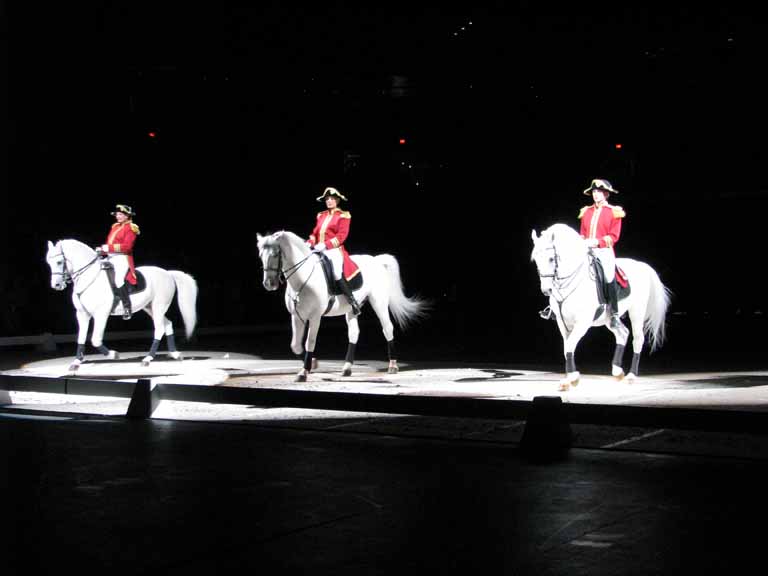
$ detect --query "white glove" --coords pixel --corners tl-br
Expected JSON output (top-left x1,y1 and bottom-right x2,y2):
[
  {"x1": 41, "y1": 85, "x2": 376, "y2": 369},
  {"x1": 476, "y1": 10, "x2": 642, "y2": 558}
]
[
  {"x1": 586, "y1": 238, "x2": 599, "y2": 248},
  {"x1": 313, "y1": 243, "x2": 326, "y2": 252},
  {"x1": 95, "y1": 246, "x2": 105, "y2": 255}
]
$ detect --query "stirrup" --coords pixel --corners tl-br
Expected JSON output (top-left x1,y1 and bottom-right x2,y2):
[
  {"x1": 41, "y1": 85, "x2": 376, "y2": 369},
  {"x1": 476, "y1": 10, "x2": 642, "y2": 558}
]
[{"x1": 539, "y1": 306, "x2": 553, "y2": 320}]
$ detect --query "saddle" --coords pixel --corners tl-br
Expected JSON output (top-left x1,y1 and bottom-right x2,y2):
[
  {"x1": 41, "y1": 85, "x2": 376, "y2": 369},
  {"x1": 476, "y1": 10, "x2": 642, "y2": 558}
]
[
  {"x1": 317, "y1": 253, "x2": 363, "y2": 315},
  {"x1": 101, "y1": 260, "x2": 147, "y2": 313},
  {"x1": 591, "y1": 255, "x2": 630, "y2": 303}
]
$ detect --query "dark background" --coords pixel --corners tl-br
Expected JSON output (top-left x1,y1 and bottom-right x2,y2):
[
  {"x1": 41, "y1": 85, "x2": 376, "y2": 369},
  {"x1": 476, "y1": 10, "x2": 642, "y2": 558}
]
[{"x1": 3, "y1": 3, "x2": 767, "y2": 366}]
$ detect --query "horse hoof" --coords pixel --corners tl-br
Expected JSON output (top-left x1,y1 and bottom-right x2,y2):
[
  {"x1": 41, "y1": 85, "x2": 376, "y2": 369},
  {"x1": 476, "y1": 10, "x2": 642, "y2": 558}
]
[
  {"x1": 311, "y1": 358, "x2": 319, "y2": 371},
  {"x1": 68, "y1": 363, "x2": 80, "y2": 372},
  {"x1": 295, "y1": 373, "x2": 307, "y2": 383},
  {"x1": 558, "y1": 381, "x2": 570, "y2": 392},
  {"x1": 169, "y1": 351, "x2": 182, "y2": 361},
  {"x1": 388, "y1": 366, "x2": 399, "y2": 374},
  {"x1": 612, "y1": 366, "x2": 625, "y2": 379},
  {"x1": 625, "y1": 373, "x2": 637, "y2": 382},
  {"x1": 107, "y1": 350, "x2": 120, "y2": 360},
  {"x1": 141, "y1": 356, "x2": 153, "y2": 366}
]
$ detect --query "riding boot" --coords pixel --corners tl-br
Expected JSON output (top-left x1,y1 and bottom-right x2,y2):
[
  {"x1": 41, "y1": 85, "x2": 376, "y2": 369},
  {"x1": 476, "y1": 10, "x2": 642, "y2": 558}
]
[
  {"x1": 607, "y1": 280, "x2": 621, "y2": 329},
  {"x1": 119, "y1": 284, "x2": 132, "y2": 320},
  {"x1": 338, "y1": 276, "x2": 361, "y2": 316}
]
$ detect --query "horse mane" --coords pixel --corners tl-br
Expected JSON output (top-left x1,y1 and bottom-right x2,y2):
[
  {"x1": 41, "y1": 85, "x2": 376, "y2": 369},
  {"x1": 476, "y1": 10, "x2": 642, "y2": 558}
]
[
  {"x1": 259, "y1": 230, "x2": 303, "y2": 247},
  {"x1": 58, "y1": 238, "x2": 95, "y2": 254},
  {"x1": 545, "y1": 223, "x2": 580, "y2": 242}
]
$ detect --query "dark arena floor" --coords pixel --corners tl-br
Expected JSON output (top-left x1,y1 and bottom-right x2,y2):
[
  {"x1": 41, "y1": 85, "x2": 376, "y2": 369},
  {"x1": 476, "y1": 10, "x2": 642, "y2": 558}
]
[{"x1": 3, "y1": 329, "x2": 768, "y2": 575}]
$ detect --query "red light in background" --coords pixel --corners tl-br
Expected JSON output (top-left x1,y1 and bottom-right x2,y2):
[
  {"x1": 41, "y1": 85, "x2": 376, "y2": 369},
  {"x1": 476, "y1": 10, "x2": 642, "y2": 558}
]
[
  {"x1": 148, "y1": 131, "x2": 157, "y2": 138},
  {"x1": 615, "y1": 143, "x2": 623, "y2": 149},
  {"x1": 399, "y1": 138, "x2": 406, "y2": 145}
]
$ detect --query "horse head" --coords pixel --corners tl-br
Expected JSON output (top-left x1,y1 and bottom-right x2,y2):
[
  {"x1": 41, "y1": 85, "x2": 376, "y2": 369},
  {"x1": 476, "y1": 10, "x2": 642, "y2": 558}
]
[
  {"x1": 531, "y1": 224, "x2": 587, "y2": 296},
  {"x1": 46, "y1": 240, "x2": 69, "y2": 291},
  {"x1": 531, "y1": 228, "x2": 557, "y2": 296},
  {"x1": 257, "y1": 232, "x2": 285, "y2": 291}
]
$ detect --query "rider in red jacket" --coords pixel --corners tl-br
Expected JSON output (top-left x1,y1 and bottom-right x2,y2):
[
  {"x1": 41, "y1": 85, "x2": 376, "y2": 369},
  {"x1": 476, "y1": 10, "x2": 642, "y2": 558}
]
[
  {"x1": 579, "y1": 179, "x2": 626, "y2": 330},
  {"x1": 307, "y1": 187, "x2": 361, "y2": 315},
  {"x1": 97, "y1": 204, "x2": 140, "y2": 319}
]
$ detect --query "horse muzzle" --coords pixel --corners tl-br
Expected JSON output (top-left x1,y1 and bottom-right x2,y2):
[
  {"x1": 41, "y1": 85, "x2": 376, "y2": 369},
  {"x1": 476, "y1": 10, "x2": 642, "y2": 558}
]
[
  {"x1": 52, "y1": 280, "x2": 67, "y2": 291},
  {"x1": 263, "y1": 277, "x2": 279, "y2": 291}
]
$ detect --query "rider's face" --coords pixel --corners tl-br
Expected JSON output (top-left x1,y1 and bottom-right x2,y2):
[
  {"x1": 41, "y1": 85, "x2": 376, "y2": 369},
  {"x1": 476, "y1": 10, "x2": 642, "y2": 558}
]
[
  {"x1": 115, "y1": 212, "x2": 128, "y2": 223},
  {"x1": 592, "y1": 189, "x2": 607, "y2": 204},
  {"x1": 325, "y1": 196, "x2": 338, "y2": 210}
]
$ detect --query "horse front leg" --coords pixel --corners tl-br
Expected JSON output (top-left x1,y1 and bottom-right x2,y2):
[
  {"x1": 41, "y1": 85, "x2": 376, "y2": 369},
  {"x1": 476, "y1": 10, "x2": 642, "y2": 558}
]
[
  {"x1": 559, "y1": 320, "x2": 591, "y2": 392},
  {"x1": 342, "y1": 314, "x2": 360, "y2": 377},
  {"x1": 69, "y1": 309, "x2": 92, "y2": 371},
  {"x1": 90, "y1": 310, "x2": 120, "y2": 361},
  {"x1": 290, "y1": 315, "x2": 318, "y2": 371},
  {"x1": 296, "y1": 317, "x2": 320, "y2": 382}
]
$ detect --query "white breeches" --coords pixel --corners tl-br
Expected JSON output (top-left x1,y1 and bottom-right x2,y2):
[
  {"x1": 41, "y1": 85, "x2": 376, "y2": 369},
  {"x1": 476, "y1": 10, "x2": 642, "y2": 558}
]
[
  {"x1": 326, "y1": 247, "x2": 343, "y2": 280},
  {"x1": 594, "y1": 247, "x2": 615, "y2": 283},
  {"x1": 109, "y1": 255, "x2": 129, "y2": 288}
]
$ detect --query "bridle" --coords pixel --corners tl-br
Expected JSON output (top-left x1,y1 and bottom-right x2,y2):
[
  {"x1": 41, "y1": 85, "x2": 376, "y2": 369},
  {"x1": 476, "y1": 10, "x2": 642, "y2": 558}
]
[
  {"x1": 535, "y1": 241, "x2": 588, "y2": 306},
  {"x1": 260, "y1": 241, "x2": 318, "y2": 320},
  {"x1": 47, "y1": 244, "x2": 100, "y2": 288}
]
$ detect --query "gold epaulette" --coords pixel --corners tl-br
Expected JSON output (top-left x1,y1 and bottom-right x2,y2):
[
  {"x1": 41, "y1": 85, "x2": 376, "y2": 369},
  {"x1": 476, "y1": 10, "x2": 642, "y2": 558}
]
[
  {"x1": 339, "y1": 210, "x2": 351, "y2": 219},
  {"x1": 611, "y1": 206, "x2": 626, "y2": 218},
  {"x1": 578, "y1": 206, "x2": 589, "y2": 219},
  {"x1": 130, "y1": 223, "x2": 140, "y2": 234},
  {"x1": 317, "y1": 211, "x2": 326, "y2": 218}
]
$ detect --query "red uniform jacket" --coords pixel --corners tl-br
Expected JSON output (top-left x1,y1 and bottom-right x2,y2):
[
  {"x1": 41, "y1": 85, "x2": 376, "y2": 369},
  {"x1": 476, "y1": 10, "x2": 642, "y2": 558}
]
[
  {"x1": 308, "y1": 208, "x2": 360, "y2": 280},
  {"x1": 579, "y1": 203, "x2": 625, "y2": 249},
  {"x1": 105, "y1": 221, "x2": 140, "y2": 284}
]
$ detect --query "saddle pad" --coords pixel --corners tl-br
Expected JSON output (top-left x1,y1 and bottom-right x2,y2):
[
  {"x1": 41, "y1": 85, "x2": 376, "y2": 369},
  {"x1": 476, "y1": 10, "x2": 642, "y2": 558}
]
[{"x1": 127, "y1": 270, "x2": 147, "y2": 294}]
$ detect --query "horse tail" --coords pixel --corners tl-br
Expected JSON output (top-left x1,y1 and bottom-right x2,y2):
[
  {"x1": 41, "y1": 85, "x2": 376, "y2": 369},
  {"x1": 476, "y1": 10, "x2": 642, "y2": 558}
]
[
  {"x1": 170, "y1": 271, "x2": 198, "y2": 339},
  {"x1": 643, "y1": 265, "x2": 672, "y2": 352},
  {"x1": 375, "y1": 254, "x2": 430, "y2": 330}
]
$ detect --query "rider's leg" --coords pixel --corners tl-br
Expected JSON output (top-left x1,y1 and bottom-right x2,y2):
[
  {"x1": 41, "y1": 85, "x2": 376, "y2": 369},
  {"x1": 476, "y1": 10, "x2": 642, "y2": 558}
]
[
  {"x1": 330, "y1": 249, "x2": 360, "y2": 315},
  {"x1": 112, "y1": 257, "x2": 132, "y2": 320},
  {"x1": 338, "y1": 277, "x2": 361, "y2": 316},
  {"x1": 607, "y1": 280, "x2": 622, "y2": 329},
  {"x1": 596, "y1": 248, "x2": 621, "y2": 327}
]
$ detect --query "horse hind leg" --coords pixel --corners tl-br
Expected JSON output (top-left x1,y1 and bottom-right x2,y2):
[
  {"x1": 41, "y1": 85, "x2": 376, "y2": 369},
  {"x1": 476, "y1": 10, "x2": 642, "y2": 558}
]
[
  {"x1": 369, "y1": 295, "x2": 398, "y2": 374},
  {"x1": 625, "y1": 310, "x2": 646, "y2": 381},
  {"x1": 386, "y1": 340, "x2": 398, "y2": 374},
  {"x1": 163, "y1": 317, "x2": 183, "y2": 360},
  {"x1": 342, "y1": 314, "x2": 360, "y2": 377},
  {"x1": 611, "y1": 344, "x2": 626, "y2": 379},
  {"x1": 141, "y1": 307, "x2": 165, "y2": 366}
]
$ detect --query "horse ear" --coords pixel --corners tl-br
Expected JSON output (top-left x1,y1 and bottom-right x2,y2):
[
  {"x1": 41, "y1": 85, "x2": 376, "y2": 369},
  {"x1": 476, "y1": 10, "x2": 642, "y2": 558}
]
[
  {"x1": 47, "y1": 240, "x2": 54, "y2": 251},
  {"x1": 531, "y1": 230, "x2": 538, "y2": 242}
]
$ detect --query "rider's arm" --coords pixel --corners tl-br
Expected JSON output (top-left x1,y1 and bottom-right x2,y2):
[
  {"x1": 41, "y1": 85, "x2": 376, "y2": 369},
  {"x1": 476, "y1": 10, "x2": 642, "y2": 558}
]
[{"x1": 325, "y1": 211, "x2": 351, "y2": 250}]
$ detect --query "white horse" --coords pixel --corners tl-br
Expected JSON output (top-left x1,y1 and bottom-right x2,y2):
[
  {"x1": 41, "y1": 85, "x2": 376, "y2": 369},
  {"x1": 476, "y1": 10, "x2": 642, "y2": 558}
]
[
  {"x1": 257, "y1": 230, "x2": 428, "y2": 381},
  {"x1": 530, "y1": 224, "x2": 671, "y2": 391},
  {"x1": 46, "y1": 239, "x2": 198, "y2": 370}
]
